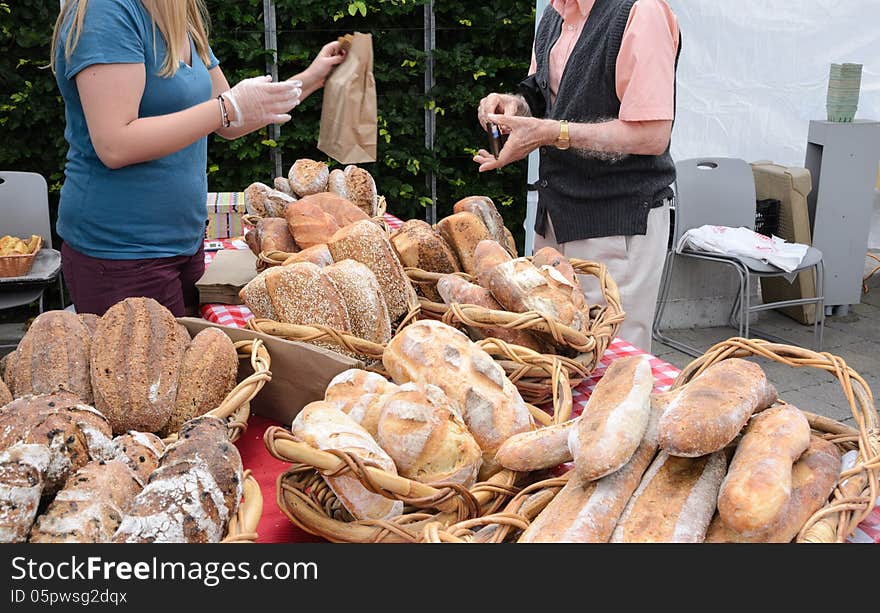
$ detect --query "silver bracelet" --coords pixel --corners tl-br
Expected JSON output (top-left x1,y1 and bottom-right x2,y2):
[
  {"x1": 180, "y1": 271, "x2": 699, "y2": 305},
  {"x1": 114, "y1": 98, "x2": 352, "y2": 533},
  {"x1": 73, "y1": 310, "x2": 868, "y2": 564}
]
[{"x1": 217, "y1": 94, "x2": 231, "y2": 129}]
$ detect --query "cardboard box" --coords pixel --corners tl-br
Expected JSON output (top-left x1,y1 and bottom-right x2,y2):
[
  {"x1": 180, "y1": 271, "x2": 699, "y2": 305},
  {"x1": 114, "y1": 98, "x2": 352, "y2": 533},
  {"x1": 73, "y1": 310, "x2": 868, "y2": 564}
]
[{"x1": 205, "y1": 192, "x2": 246, "y2": 240}]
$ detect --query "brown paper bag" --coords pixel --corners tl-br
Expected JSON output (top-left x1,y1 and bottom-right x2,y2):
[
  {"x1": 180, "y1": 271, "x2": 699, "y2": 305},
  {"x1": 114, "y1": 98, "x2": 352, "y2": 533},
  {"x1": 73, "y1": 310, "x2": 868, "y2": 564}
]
[{"x1": 317, "y1": 32, "x2": 377, "y2": 164}]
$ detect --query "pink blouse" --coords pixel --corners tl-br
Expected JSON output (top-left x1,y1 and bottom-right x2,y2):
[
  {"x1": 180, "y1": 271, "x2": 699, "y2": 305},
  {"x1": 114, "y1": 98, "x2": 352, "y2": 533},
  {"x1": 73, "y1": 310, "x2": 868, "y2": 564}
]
[{"x1": 529, "y1": 0, "x2": 680, "y2": 121}]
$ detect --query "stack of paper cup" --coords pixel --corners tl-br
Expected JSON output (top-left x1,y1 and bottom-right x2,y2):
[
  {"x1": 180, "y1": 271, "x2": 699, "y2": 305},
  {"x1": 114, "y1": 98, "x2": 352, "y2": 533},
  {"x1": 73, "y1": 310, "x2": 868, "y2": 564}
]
[{"x1": 826, "y1": 63, "x2": 862, "y2": 122}]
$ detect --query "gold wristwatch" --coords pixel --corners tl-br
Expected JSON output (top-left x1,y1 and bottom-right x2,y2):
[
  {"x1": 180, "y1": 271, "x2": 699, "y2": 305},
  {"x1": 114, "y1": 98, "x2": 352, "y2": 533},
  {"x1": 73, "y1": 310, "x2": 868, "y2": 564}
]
[{"x1": 555, "y1": 120, "x2": 571, "y2": 150}]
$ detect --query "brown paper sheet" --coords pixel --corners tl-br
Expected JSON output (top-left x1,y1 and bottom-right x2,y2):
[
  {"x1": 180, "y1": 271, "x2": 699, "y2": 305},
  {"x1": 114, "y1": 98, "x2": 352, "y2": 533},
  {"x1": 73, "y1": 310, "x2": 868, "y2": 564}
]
[
  {"x1": 196, "y1": 249, "x2": 258, "y2": 305},
  {"x1": 177, "y1": 317, "x2": 363, "y2": 425}
]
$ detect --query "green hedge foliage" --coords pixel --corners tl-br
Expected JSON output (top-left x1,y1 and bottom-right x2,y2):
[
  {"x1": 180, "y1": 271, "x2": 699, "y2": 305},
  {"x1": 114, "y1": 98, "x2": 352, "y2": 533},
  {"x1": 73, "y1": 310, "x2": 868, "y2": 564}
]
[{"x1": 0, "y1": 0, "x2": 535, "y2": 249}]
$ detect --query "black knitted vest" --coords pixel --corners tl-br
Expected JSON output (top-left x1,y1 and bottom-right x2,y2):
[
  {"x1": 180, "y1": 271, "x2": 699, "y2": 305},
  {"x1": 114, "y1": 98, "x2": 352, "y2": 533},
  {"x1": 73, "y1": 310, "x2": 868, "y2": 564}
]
[{"x1": 530, "y1": 0, "x2": 679, "y2": 243}]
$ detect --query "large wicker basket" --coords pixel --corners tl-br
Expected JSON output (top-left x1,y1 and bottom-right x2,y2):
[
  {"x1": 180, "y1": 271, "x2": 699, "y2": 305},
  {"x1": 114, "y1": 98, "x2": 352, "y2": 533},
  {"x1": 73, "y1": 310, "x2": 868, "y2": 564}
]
[
  {"x1": 405, "y1": 258, "x2": 625, "y2": 404},
  {"x1": 265, "y1": 342, "x2": 574, "y2": 542},
  {"x1": 160, "y1": 338, "x2": 272, "y2": 445},
  {"x1": 423, "y1": 338, "x2": 880, "y2": 543}
]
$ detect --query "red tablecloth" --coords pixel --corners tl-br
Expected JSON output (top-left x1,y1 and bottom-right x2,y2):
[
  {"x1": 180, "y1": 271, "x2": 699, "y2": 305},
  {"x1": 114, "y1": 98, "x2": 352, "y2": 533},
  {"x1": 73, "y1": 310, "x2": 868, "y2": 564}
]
[{"x1": 199, "y1": 212, "x2": 880, "y2": 544}]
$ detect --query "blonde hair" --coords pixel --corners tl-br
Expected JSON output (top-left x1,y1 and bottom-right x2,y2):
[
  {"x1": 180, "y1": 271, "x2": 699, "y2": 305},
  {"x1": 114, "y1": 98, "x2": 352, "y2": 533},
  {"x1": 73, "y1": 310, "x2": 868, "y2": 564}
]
[{"x1": 51, "y1": 0, "x2": 212, "y2": 78}]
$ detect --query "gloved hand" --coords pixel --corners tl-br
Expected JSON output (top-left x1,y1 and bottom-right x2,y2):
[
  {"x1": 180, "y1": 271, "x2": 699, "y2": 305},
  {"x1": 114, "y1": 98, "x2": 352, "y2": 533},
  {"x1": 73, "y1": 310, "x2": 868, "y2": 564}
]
[{"x1": 222, "y1": 75, "x2": 303, "y2": 128}]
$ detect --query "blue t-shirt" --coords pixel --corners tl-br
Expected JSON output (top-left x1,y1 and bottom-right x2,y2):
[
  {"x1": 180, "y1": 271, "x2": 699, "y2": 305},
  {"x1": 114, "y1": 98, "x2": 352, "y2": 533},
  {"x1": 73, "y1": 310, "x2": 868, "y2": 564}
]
[{"x1": 55, "y1": 0, "x2": 219, "y2": 259}]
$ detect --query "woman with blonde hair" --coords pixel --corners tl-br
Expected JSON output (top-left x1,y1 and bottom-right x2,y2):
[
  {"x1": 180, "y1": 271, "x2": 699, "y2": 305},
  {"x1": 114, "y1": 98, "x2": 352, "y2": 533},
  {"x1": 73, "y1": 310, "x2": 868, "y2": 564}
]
[{"x1": 51, "y1": 0, "x2": 345, "y2": 316}]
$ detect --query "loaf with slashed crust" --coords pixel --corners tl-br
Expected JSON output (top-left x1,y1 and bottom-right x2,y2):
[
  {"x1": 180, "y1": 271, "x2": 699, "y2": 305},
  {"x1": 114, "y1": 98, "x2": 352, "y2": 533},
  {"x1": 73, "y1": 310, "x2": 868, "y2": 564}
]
[
  {"x1": 111, "y1": 431, "x2": 165, "y2": 485},
  {"x1": 0, "y1": 444, "x2": 52, "y2": 543},
  {"x1": 494, "y1": 417, "x2": 577, "y2": 472},
  {"x1": 706, "y1": 436, "x2": 841, "y2": 543},
  {"x1": 389, "y1": 219, "x2": 460, "y2": 302},
  {"x1": 658, "y1": 358, "x2": 778, "y2": 457},
  {"x1": 436, "y1": 211, "x2": 493, "y2": 275},
  {"x1": 323, "y1": 369, "x2": 398, "y2": 437},
  {"x1": 328, "y1": 220, "x2": 418, "y2": 325},
  {"x1": 453, "y1": 196, "x2": 516, "y2": 256},
  {"x1": 113, "y1": 416, "x2": 244, "y2": 543},
  {"x1": 254, "y1": 217, "x2": 297, "y2": 255},
  {"x1": 244, "y1": 181, "x2": 296, "y2": 218},
  {"x1": 716, "y1": 404, "x2": 811, "y2": 536},
  {"x1": 383, "y1": 320, "x2": 533, "y2": 478},
  {"x1": 90, "y1": 297, "x2": 189, "y2": 434},
  {"x1": 161, "y1": 327, "x2": 239, "y2": 437},
  {"x1": 568, "y1": 355, "x2": 653, "y2": 482},
  {"x1": 610, "y1": 450, "x2": 728, "y2": 543},
  {"x1": 291, "y1": 401, "x2": 403, "y2": 521},
  {"x1": 323, "y1": 259, "x2": 393, "y2": 345},
  {"x1": 12, "y1": 310, "x2": 92, "y2": 403},
  {"x1": 29, "y1": 459, "x2": 142, "y2": 543},
  {"x1": 532, "y1": 247, "x2": 587, "y2": 312}
]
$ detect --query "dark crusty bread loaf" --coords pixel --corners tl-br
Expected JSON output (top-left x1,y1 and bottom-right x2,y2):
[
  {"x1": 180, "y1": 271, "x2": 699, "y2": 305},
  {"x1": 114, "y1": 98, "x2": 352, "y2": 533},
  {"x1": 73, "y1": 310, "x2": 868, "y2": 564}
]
[
  {"x1": 12, "y1": 310, "x2": 92, "y2": 403},
  {"x1": 328, "y1": 220, "x2": 418, "y2": 325},
  {"x1": 436, "y1": 211, "x2": 493, "y2": 275},
  {"x1": 29, "y1": 460, "x2": 142, "y2": 543},
  {"x1": 389, "y1": 219, "x2": 460, "y2": 302},
  {"x1": 244, "y1": 181, "x2": 296, "y2": 218},
  {"x1": 288, "y1": 159, "x2": 330, "y2": 197},
  {"x1": 610, "y1": 451, "x2": 727, "y2": 543},
  {"x1": 568, "y1": 356, "x2": 653, "y2": 482},
  {"x1": 453, "y1": 196, "x2": 516, "y2": 256},
  {"x1": 162, "y1": 328, "x2": 239, "y2": 437},
  {"x1": 0, "y1": 443, "x2": 52, "y2": 543},
  {"x1": 716, "y1": 404, "x2": 811, "y2": 536},
  {"x1": 658, "y1": 358, "x2": 778, "y2": 457},
  {"x1": 113, "y1": 416, "x2": 243, "y2": 543},
  {"x1": 323, "y1": 259, "x2": 393, "y2": 345},
  {"x1": 111, "y1": 431, "x2": 165, "y2": 485},
  {"x1": 436, "y1": 274, "x2": 546, "y2": 352},
  {"x1": 265, "y1": 262, "x2": 351, "y2": 333},
  {"x1": 327, "y1": 165, "x2": 379, "y2": 217},
  {"x1": 706, "y1": 436, "x2": 841, "y2": 543},
  {"x1": 383, "y1": 320, "x2": 533, "y2": 479},
  {"x1": 282, "y1": 244, "x2": 333, "y2": 268},
  {"x1": 90, "y1": 297, "x2": 189, "y2": 434}
]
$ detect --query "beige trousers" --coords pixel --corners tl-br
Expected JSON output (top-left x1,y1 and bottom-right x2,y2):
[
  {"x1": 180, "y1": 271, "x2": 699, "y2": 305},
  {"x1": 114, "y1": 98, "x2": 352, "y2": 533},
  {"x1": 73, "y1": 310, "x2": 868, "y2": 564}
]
[{"x1": 533, "y1": 203, "x2": 671, "y2": 352}]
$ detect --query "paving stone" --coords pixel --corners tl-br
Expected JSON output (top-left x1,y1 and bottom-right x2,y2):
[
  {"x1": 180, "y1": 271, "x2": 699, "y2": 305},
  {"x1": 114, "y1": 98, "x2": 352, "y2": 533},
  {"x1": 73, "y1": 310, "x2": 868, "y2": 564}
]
[{"x1": 777, "y1": 382, "x2": 857, "y2": 423}]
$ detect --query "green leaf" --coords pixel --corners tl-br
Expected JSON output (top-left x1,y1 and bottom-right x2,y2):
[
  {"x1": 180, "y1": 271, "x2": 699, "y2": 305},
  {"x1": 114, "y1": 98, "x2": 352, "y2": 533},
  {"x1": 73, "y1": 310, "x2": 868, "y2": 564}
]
[{"x1": 261, "y1": 139, "x2": 278, "y2": 148}]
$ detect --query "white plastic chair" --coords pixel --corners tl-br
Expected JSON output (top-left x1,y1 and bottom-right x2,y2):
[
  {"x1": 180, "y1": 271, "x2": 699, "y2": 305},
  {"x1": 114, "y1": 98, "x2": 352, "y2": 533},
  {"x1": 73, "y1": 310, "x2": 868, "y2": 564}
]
[
  {"x1": 652, "y1": 157, "x2": 825, "y2": 357},
  {"x1": 0, "y1": 171, "x2": 64, "y2": 347}
]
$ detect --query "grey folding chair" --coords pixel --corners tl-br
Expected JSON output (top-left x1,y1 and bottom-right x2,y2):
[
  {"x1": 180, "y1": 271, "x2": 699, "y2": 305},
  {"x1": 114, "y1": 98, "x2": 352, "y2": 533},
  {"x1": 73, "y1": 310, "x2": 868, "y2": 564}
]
[
  {"x1": 0, "y1": 171, "x2": 64, "y2": 347},
  {"x1": 652, "y1": 157, "x2": 825, "y2": 357}
]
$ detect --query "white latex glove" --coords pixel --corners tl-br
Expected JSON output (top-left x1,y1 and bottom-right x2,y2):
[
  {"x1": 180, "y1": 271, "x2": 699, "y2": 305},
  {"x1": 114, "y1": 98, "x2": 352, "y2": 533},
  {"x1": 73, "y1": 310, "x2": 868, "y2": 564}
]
[{"x1": 222, "y1": 75, "x2": 303, "y2": 128}]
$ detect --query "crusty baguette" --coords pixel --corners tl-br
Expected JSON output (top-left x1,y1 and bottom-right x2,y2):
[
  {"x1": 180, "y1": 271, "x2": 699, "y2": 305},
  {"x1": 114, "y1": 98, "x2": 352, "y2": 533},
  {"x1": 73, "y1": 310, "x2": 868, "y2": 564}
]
[
  {"x1": 568, "y1": 356, "x2": 653, "y2": 482},
  {"x1": 518, "y1": 401, "x2": 663, "y2": 543},
  {"x1": 494, "y1": 418, "x2": 577, "y2": 472},
  {"x1": 658, "y1": 358, "x2": 778, "y2": 457},
  {"x1": 716, "y1": 404, "x2": 811, "y2": 535},
  {"x1": 0, "y1": 444, "x2": 52, "y2": 543},
  {"x1": 706, "y1": 436, "x2": 841, "y2": 543},
  {"x1": 436, "y1": 211, "x2": 493, "y2": 275},
  {"x1": 291, "y1": 401, "x2": 403, "y2": 521},
  {"x1": 488, "y1": 258, "x2": 584, "y2": 331},
  {"x1": 610, "y1": 451, "x2": 727, "y2": 542}
]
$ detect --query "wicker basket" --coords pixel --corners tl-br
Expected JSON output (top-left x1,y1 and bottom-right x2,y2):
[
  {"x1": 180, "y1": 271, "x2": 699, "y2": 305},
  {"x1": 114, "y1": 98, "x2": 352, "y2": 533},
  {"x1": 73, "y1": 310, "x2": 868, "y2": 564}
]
[
  {"x1": 0, "y1": 235, "x2": 42, "y2": 278},
  {"x1": 406, "y1": 258, "x2": 625, "y2": 404},
  {"x1": 265, "y1": 344, "x2": 574, "y2": 542},
  {"x1": 160, "y1": 338, "x2": 272, "y2": 446},
  {"x1": 221, "y1": 469, "x2": 264, "y2": 543},
  {"x1": 423, "y1": 338, "x2": 880, "y2": 543}
]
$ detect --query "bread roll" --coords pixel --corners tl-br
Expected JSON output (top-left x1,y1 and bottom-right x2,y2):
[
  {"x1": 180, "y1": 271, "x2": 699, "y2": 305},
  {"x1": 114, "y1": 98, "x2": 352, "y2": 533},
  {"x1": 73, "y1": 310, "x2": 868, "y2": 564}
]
[
  {"x1": 323, "y1": 259, "x2": 393, "y2": 345},
  {"x1": 658, "y1": 358, "x2": 778, "y2": 457},
  {"x1": 0, "y1": 444, "x2": 52, "y2": 543},
  {"x1": 264, "y1": 262, "x2": 351, "y2": 333},
  {"x1": 255, "y1": 217, "x2": 297, "y2": 254},
  {"x1": 244, "y1": 182, "x2": 296, "y2": 217},
  {"x1": 111, "y1": 431, "x2": 165, "y2": 484},
  {"x1": 717, "y1": 404, "x2": 811, "y2": 536},
  {"x1": 473, "y1": 239, "x2": 513, "y2": 288},
  {"x1": 436, "y1": 274, "x2": 546, "y2": 352},
  {"x1": 284, "y1": 192, "x2": 370, "y2": 249},
  {"x1": 488, "y1": 258, "x2": 584, "y2": 332},
  {"x1": 324, "y1": 370, "x2": 398, "y2": 437},
  {"x1": 436, "y1": 211, "x2": 493, "y2": 275},
  {"x1": 29, "y1": 460, "x2": 142, "y2": 543},
  {"x1": 273, "y1": 176, "x2": 296, "y2": 197},
  {"x1": 90, "y1": 297, "x2": 189, "y2": 434},
  {"x1": 568, "y1": 356, "x2": 653, "y2": 482},
  {"x1": 532, "y1": 247, "x2": 587, "y2": 312},
  {"x1": 494, "y1": 418, "x2": 576, "y2": 472},
  {"x1": 383, "y1": 320, "x2": 533, "y2": 478},
  {"x1": 389, "y1": 220, "x2": 460, "y2": 302},
  {"x1": 706, "y1": 436, "x2": 841, "y2": 543},
  {"x1": 238, "y1": 266, "x2": 283, "y2": 320},
  {"x1": 288, "y1": 159, "x2": 330, "y2": 196},
  {"x1": 453, "y1": 196, "x2": 516, "y2": 256},
  {"x1": 291, "y1": 401, "x2": 403, "y2": 521},
  {"x1": 281, "y1": 244, "x2": 333, "y2": 268},
  {"x1": 162, "y1": 327, "x2": 239, "y2": 437},
  {"x1": 610, "y1": 451, "x2": 727, "y2": 543},
  {"x1": 519, "y1": 402, "x2": 663, "y2": 542},
  {"x1": 328, "y1": 220, "x2": 418, "y2": 325},
  {"x1": 328, "y1": 165, "x2": 378, "y2": 217},
  {"x1": 377, "y1": 383, "x2": 482, "y2": 487},
  {"x1": 12, "y1": 310, "x2": 92, "y2": 403}
]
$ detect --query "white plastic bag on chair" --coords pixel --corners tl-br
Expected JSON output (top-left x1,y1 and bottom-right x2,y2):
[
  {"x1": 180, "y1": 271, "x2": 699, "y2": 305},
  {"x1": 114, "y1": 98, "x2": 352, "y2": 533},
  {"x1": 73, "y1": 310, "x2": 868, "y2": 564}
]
[{"x1": 676, "y1": 225, "x2": 808, "y2": 273}]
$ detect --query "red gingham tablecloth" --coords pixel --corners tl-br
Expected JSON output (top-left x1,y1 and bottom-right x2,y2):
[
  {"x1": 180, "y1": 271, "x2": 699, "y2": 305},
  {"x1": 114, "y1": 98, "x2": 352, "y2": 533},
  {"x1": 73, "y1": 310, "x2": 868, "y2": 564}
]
[{"x1": 199, "y1": 212, "x2": 880, "y2": 544}]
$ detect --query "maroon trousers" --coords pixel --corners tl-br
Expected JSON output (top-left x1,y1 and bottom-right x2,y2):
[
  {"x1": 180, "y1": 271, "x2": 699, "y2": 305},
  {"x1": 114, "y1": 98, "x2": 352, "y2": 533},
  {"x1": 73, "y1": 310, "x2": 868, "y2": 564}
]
[{"x1": 61, "y1": 242, "x2": 205, "y2": 317}]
